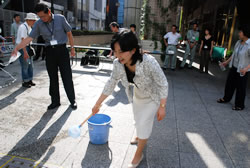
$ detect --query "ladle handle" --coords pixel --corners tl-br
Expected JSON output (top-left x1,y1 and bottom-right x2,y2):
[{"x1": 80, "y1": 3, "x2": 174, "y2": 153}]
[{"x1": 79, "y1": 113, "x2": 93, "y2": 127}]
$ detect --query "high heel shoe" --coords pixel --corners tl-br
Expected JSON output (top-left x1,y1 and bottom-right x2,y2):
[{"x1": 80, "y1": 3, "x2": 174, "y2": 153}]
[
  {"x1": 130, "y1": 137, "x2": 139, "y2": 145},
  {"x1": 128, "y1": 154, "x2": 144, "y2": 168}
]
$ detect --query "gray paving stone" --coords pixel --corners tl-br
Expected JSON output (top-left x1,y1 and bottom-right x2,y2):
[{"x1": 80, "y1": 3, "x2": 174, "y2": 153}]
[
  {"x1": 175, "y1": 107, "x2": 213, "y2": 125},
  {"x1": 147, "y1": 147, "x2": 180, "y2": 168},
  {"x1": 121, "y1": 144, "x2": 140, "y2": 168},
  {"x1": 206, "y1": 107, "x2": 249, "y2": 128},
  {"x1": 107, "y1": 113, "x2": 135, "y2": 144},
  {"x1": 232, "y1": 159, "x2": 250, "y2": 168},
  {"x1": 62, "y1": 138, "x2": 128, "y2": 168},
  {"x1": 178, "y1": 121, "x2": 231, "y2": 159},
  {"x1": 148, "y1": 119, "x2": 178, "y2": 151},
  {"x1": 180, "y1": 152, "x2": 235, "y2": 168},
  {"x1": 1, "y1": 57, "x2": 250, "y2": 168}
]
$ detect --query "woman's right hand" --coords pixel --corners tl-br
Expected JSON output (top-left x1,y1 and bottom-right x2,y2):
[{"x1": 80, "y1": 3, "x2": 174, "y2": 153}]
[{"x1": 92, "y1": 104, "x2": 101, "y2": 115}]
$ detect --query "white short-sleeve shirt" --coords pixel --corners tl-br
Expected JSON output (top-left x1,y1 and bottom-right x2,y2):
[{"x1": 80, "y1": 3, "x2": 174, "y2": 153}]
[
  {"x1": 16, "y1": 22, "x2": 31, "y2": 45},
  {"x1": 163, "y1": 32, "x2": 181, "y2": 45}
]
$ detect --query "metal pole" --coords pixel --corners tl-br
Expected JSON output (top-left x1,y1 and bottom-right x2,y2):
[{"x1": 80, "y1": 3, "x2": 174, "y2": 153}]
[
  {"x1": 22, "y1": 0, "x2": 24, "y2": 12},
  {"x1": 228, "y1": 7, "x2": 237, "y2": 50},
  {"x1": 81, "y1": 0, "x2": 83, "y2": 30},
  {"x1": 51, "y1": 0, "x2": 54, "y2": 13},
  {"x1": 179, "y1": 6, "x2": 183, "y2": 32}
]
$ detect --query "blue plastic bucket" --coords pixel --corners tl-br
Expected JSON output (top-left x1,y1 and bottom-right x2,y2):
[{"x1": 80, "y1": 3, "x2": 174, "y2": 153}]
[{"x1": 87, "y1": 114, "x2": 111, "y2": 145}]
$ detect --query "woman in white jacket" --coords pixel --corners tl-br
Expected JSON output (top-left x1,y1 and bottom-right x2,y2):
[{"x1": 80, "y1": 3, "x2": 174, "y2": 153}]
[{"x1": 92, "y1": 31, "x2": 168, "y2": 168}]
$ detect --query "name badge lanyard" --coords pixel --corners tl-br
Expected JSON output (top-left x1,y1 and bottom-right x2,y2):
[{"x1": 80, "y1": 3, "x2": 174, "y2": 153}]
[{"x1": 45, "y1": 20, "x2": 55, "y2": 40}]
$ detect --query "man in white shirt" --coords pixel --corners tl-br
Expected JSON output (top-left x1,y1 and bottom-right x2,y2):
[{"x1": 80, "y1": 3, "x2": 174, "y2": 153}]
[
  {"x1": 16, "y1": 13, "x2": 37, "y2": 88},
  {"x1": 162, "y1": 25, "x2": 181, "y2": 71}
]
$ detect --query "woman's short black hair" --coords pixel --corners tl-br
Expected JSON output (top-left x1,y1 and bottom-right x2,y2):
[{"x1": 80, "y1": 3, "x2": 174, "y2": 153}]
[
  {"x1": 111, "y1": 30, "x2": 142, "y2": 66},
  {"x1": 35, "y1": 3, "x2": 49, "y2": 14},
  {"x1": 239, "y1": 25, "x2": 250, "y2": 38}
]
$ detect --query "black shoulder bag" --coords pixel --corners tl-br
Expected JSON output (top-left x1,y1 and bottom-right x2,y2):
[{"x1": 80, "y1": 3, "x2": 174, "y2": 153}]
[{"x1": 23, "y1": 24, "x2": 36, "y2": 57}]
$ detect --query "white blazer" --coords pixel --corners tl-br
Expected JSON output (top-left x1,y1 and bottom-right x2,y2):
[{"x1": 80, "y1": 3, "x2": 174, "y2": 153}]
[{"x1": 102, "y1": 54, "x2": 168, "y2": 105}]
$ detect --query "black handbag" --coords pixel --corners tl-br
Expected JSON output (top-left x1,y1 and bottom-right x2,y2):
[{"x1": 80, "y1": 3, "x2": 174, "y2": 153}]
[
  {"x1": 24, "y1": 24, "x2": 35, "y2": 57},
  {"x1": 27, "y1": 45, "x2": 35, "y2": 57}
]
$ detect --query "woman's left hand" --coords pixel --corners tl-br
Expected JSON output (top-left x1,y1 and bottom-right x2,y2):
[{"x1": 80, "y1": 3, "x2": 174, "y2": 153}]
[
  {"x1": 157, "y1": 107, "x2": 166, "y2": 121},
  {"x1": 240, "y1": 68, "x2": 248, "y2": 76}
]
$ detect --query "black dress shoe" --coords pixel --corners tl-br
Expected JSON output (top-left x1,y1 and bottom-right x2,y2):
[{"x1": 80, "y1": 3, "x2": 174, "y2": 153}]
[
  {"x1": 70, "y1": 102, "x2": 77, "y2": 110},
  {"x1": 22, "y1": 82, "x2": 31, "y2": 88},
  {"x1": 47, "y1": 103, "x2": 61, "y2": 110},
  {"x1": 161, "y1": 67, "x2": 167, "y2": 70},
  {"x1": 28, "y1": 80, "x2": 36, "y2": 86}
]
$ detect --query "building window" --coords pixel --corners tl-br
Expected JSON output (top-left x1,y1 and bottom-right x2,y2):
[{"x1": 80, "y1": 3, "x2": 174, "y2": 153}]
[
  {"x1": 94, "y1": 0, "x2": 98, "y2": 10},
  {"x1": 94, "y1": 0, "x2": 102, "y2": 12}
]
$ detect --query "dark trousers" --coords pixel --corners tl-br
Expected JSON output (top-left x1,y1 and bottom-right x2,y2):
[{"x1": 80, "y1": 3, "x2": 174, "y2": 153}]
[
  {"x1": 35, "y1": 36, "x2": 46, "y2": 60},
  {"x1": 223, "y1": 67, "x2": 249, "y2": 108},
  {"x1": 200, "y1": 50, "x2": 210, "y2": 73},
  {"x1": 45, "y1": 45, "x2": 75, "y2": 104}
]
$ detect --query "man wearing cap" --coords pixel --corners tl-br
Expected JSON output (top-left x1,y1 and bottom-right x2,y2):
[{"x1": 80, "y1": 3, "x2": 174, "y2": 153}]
[
  {"x1": 12, "y1": 3, "x2": 77, "y2": 110},
  {"x1": 180, "y1": 23, "x2": 199, "y2": 69},
  {"x1": 16, "y1": 13, "x2": 37, "y2": 88}
]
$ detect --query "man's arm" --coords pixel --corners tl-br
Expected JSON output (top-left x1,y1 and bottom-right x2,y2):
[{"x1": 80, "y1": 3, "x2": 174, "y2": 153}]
[
  {"x1": 199, "y1": 40, "x2": 203, "y2": 55},
  {"x1": 11, "y1": 24, "x2": 15, "y2": 45},
  {"x1": 21, "y1": 37, "x2": 29, "y2": 60},
  {"x1": 12, "y1": 37, "x2": 33, "y2": 56},
  {"x1": 194, "y1": 32, "x2": 199, "y2": 45},
  {"x1": 12, "y1": 37, "x2": 15, "y2": 45},
  {"x1": 67, "y1": 31, "x2": 75, "y2": 57},
  {"x1": 163, "y1": 33, "x2": 169, "y2": 47},
  {"x1": 186, "y1": 31, "x2": 192, "y2": 47},
  {"x1": 164, "y1": 38, "x2": 168, "y2": 47}
]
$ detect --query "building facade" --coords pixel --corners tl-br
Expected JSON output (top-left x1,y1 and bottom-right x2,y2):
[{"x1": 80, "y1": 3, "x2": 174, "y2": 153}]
[
  {"x1": 123, "y1": 0, "x2": 143, "y2": 34},
  {"x1": 117, "y1": 0, "x2": 124, "y2": 27},
  {"x1": 143, "y1": 0, "x2": 181, "y2": 40},
  {"x1": 0, "y1": 0, "x2": 107, "y2": 37},
  {"x1": 71, "y1": 0, "x2": 106, "y2": 30},
  {"x1": 181, "y1": 0, "x2": 246, "y2": 50},
  {"x1": 105, "y1": 0, "x2": 119, "y2": 30}
]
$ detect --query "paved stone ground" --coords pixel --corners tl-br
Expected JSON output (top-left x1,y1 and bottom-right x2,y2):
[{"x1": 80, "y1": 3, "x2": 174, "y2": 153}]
[{"x1": 0, "y1": 53, "x2": 250, "y2": 168}]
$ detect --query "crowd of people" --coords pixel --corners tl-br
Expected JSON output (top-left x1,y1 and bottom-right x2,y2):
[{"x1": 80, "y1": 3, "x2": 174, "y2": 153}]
[
  {"x1": 162, "y1": 22, "x2": 250, "y2": 111},
  {"x1": 3, "y1": 2, "x2": 250, "y2": 167}
]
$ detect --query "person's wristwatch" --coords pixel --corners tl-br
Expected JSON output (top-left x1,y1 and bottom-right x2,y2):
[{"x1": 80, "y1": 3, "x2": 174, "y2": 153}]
[{"x1": 160, "y1": 104, "x2": 166, "y2": 108}]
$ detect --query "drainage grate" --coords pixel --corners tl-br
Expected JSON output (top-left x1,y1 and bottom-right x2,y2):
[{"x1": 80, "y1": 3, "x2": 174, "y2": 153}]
[{"x1": 0, "y1": 154, "x2": 62, "y2": 168}]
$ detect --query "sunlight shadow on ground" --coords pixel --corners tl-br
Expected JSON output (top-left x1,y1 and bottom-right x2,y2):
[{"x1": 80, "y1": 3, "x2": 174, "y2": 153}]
[{"x1": 186, "y1": 132, "x2": 226, "y2": 167}]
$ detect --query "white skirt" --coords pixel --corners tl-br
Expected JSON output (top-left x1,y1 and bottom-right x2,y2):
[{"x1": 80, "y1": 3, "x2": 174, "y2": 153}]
[{"x1": 132, "y1": 86, "x2": 158, "y2": 139}]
